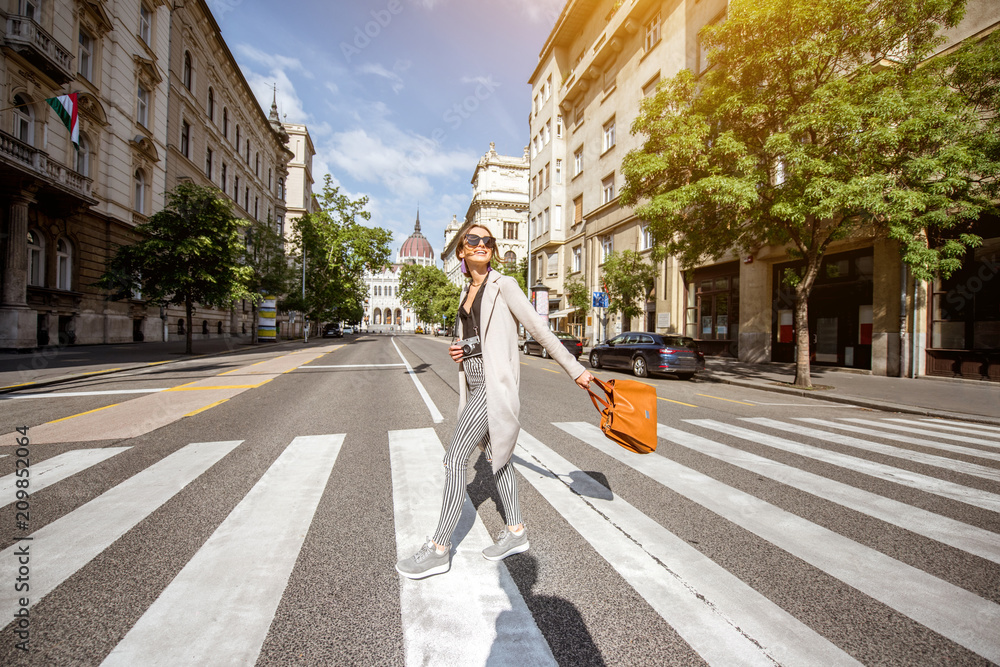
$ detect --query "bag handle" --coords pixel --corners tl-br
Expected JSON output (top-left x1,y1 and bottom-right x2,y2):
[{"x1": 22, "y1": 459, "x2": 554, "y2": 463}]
[{"x1": 587, "y1": 377, "x2": 612, "y2": 414}]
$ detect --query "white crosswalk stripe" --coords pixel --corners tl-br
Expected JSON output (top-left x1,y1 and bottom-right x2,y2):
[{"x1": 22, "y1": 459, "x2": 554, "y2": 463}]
[
  {"x1": 918, "y1": 418, "x2": 1000, "y2": 435},
  {"x1": 2, "y1": 414, "x2": 998, "y2": 665}
]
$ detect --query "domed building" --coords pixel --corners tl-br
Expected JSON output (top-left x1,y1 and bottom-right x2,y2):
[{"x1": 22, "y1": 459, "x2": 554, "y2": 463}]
[{"x1": 364, "y1": 211, "x2": 436, "y2": 333}]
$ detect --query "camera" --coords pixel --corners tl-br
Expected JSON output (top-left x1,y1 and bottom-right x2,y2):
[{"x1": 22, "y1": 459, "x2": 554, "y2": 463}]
[{"x1": 456, "y1": 335, "x2": 481, "y2": 358}]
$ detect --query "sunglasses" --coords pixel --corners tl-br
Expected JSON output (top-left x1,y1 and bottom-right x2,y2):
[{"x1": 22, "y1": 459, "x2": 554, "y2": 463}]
[{"x1": 464, "y1": 233, "x2": 496, "y2": 249}]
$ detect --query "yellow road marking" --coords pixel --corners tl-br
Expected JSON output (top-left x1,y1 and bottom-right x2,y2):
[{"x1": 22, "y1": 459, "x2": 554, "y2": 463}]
[
  {"x1": 46, "y1": 403, "x2": 119, "y2": 424},
  {"x1": 658, "y1": 396, "x2": 698, "y2": 408},
  {"x1": 165, "y1": 382, "x2": 269, "y2": 390},
  {"x1": 80, "y1": 368, "x2": 121, "y2": 376},
  {"x1": 185, "y1": 399, "x2": 229, "y2": 417},
  {"x1": 0, "y1": 382, "x2": 35, "y2": 390},
  {"x1": 217, "y1": 367, "x2": 244, "y2": 376},
  {"x1": 542, "y1": 368, "x2": 560, "y2": 374},
  {"x1": 696, "y1": 393, "x2": 755, "y2": 406},
  {"x1": 145, "y1": 360, "x2": 171, "y2": 366}
]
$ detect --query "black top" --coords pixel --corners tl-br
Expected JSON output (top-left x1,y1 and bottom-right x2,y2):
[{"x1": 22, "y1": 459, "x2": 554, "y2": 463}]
[{"x1": 459, "y1": 283, "x2": 485, "y2": 357}]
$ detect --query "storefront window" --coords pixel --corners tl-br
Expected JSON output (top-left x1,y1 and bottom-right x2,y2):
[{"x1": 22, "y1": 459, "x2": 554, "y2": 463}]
[
  {"x1": 930, "y1": 237, "x2": 1000, "y2": 350},
  {"x1": 686, "y1": 263, "x2": 740, "y2": 343}
]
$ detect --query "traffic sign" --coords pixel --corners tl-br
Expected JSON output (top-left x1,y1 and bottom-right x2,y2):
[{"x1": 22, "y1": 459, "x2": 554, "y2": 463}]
[{"x1": 592, "y1": 291, "x2": 609, "y2": 308}]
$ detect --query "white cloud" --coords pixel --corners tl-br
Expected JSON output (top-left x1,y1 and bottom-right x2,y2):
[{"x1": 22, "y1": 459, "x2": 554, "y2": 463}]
[
  {"x1": 503, "y1": 0, "x2": 564, "y2": 24},
  {"x1": 234, "y1": 44, "x2": 312, "y2": 77},
  {"x1": 358, "y1": 60, "x2": 410, "y2": 94}
]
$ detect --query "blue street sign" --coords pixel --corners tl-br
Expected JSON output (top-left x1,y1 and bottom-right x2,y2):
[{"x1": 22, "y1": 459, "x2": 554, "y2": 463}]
[{"x1": 592, "y1": 291, "x2": 609, "y2": 308}]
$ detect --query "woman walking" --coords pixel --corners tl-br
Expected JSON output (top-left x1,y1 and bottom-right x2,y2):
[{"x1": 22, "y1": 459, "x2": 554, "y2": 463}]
[{"x1": 396, "y1": 224, "x2": 594, "y2": 579}]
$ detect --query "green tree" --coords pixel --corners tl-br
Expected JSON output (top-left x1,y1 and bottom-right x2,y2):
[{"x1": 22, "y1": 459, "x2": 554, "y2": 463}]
[
  {"x1": 496, "y1": 256, "x2": 528, "y2": 294},
  {"x1": 244, "y1": 217, "x2": 295, "y2": 342},
  {"x1": 564, "y1": 276, "x2": 591, "y2": 316},
  {"x1": 601, "y1": 250, "x2": 659, "y2": 327},
  {"x1": 97, "y1": 183, "x2": 252, "y2": 354},
  {"x1": 290, "y1": 176, "x2": 392, "y2": 324},
  {"x1": 398, "y1": 264, "x2": 462, "y2": 330},
  {"x1": 621, "y1": 0, "x2": 999, "y2": 387}
]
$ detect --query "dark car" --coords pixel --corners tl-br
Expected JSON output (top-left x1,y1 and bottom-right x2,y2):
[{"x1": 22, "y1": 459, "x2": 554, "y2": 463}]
[
  {"x1": 523, "y1": 331, "x2": 584, "y2": 359},
  {"x1": 588, "y1": 332, "x2": 705, "y2": 380},
  {"x1": 323, "y1": 324, "x2": 343, "y2": 338}
]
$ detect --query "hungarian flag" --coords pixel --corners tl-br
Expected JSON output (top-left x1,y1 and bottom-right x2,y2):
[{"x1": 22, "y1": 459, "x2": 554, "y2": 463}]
[{"x1": 46, "y1": 93, "x2": 79, "y2": 148}]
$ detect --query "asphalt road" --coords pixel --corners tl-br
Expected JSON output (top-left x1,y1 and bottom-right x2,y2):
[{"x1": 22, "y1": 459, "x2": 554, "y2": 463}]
[{"x1": 1, "y1": 334, "x2": 998, "y2": 666}]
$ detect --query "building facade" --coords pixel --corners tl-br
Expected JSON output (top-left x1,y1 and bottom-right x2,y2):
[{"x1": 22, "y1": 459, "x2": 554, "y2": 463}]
[
  {"x1": 529, "y1": 0, "x2": 999, "y2": 380},
  {"x1": 279, "y1": 122, "x2": 316, "y2": 338},
  {"x1": 441, "y1": 142, "x2": 529, "y2": 287},
  {"x1": 1, "y1": 0, "x2": 171, "y2": 349},
  {"x1": 0, "y1": 0, "x2": 296, "y2": 350},
  {"x1": 364, "y1": 212, "x2": 434, "y2": 333}
]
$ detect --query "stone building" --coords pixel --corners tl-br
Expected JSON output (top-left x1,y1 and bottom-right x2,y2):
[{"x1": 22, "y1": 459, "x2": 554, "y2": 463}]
[
  {"x1": 441, "y1": 142, "x2": 529, "y2": 288},
  {"x1": 365, "y1": 212, "x2": 433, "y2": 333},
  {"x1": 528, "y1": 0, "x2": 999, "y2": 380},
  {"x1": 281, "y1": 122, "x2": 317, "y2": 338},
  {"x1": 0, "y1": 0, "x2": 296, "y2": 350},
  {"x1": 1, "y1": 0, "x2": 171, "y2": 349}
]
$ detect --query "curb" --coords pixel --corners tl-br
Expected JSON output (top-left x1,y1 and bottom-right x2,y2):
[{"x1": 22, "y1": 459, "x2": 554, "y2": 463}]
[
  {"x1": 0, "y1": 337, "x2": 309, "y2": 396},
  {"x1": 702, "y1": 372, "x2": 1000, "y2": 427}
]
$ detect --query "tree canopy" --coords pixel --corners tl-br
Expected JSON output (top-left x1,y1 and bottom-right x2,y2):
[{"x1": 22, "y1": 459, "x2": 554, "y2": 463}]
[
  {"x1": 97, "y1": 182, "x2": 252, "y2": 354},
  {"x1": 289, "y1": 176, "x2": 392, "y2": 323},
  {"x1": 620, "y1": 0, "x2": 999, "y2": 385},
  {"x1": 398, "y1": 264, "x2": 461, "y2": 330},
  {"x1": 601, "y1": 250, "x2": 658, "y2": 324}
]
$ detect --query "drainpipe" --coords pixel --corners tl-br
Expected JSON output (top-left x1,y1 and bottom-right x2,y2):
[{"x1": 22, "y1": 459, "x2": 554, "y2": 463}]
[
  {"x1": 911, "y1": 277, "x2": 922, "y2": 379},
  {"x1": 900, "y1": 263, "x2": 909, "y2": 378}
]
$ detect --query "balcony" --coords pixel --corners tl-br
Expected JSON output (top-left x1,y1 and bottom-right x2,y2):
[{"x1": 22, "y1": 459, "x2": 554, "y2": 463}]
[
  {"x1": 5, "y1": 14, "x2": 74, "y2": 84},
  {"x1": 0, "y1": 131, "x2": 95, "y2": 206}
]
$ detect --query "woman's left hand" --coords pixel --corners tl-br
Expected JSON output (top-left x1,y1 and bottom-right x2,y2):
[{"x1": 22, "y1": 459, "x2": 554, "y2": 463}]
[{"x1": 575, "y1": 370, "x2": 594, "y2": 389}]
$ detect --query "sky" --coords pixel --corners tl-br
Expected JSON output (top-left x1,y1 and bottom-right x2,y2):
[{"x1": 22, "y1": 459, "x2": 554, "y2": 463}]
[{"x1": 207, "y1": 0, "x2": 567, "y2": 263}]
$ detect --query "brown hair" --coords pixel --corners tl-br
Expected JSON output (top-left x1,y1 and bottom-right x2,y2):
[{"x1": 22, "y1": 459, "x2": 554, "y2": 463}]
[{"x1": 454, "y1": 222, "x2": 496, "y2": 279}]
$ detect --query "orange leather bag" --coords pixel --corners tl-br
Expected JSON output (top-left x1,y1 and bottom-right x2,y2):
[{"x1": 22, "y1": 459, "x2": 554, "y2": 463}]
[{"x1": 587, "y1": 377, "x2": 658, "y2": 454}]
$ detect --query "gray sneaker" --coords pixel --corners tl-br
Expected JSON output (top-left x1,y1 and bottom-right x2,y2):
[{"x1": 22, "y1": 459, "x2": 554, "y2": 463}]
[
  {"x1": 482, "y1": 528, "x2": 529, "y2": 561},
  {"x1": 396, "y1": 539, "x2": 451, "y2": 579}
]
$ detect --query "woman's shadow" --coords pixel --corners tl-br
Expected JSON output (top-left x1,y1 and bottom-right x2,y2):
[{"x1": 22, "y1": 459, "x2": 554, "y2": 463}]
[{"x1": 467, "y1": 454, "x2": 607, "y2": 667}]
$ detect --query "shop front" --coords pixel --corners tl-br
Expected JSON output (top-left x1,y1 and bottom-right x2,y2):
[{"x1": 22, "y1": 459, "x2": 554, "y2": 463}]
[{"x1": 685, "y1": 262, "x2": 740, "y2": 356}]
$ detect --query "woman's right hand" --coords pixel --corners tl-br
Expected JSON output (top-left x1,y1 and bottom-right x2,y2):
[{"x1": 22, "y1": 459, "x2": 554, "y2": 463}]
[{"x1": 449, "y1": 344, "x2": 464, "y2": 363}]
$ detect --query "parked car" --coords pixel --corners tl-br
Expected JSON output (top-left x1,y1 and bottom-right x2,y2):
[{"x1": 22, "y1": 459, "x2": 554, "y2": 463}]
[
  {"x1": 434, "y1": 326, "x2": 448, "y2": 337},
  {"x1": 523, "y1": 332, "x2": 584, "y2": 360},
  {"x1": 588, "y1": 332, "x2": 705, "y2": 380},
  {"x1": 323, "y1": 324, "x2": 343, "y2": 338},
  {"x1": 343, "y1": 326, "x2": 354, "y2": 334},
  {"x1": 415, "y1": 326, "x2": 425, "y2": 334}
]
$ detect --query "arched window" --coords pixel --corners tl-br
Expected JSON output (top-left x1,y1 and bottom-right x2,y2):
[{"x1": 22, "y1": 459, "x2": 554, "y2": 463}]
[
  {"x1": 222, "y1": 107, "x2": 228, "y2": 138},
  {"x1": 236, "y1": 124, "x2": 240, "y2": 148},
  {"x1": 177, "y1": 318, "x2": 186, "y2": 335},
  {"x1": 207, "y1": 87, "x2": 214, "y2": 121},
  {"x1": 134, "y1": 169, "x2": 146, "y2": 214},
  {"x1": 254, "y1": 152, "x2": 259, "y2": 176},
  {"x1": 76, "y1": 134, "x2": 91, "y2": 177},
  {"x1": 27, "y1": 230, "x2": 44, "y2": 287},
  {"x1": 504, "y1": 251, "x2": 516, "y2": 271},
  {"x1": 13, "y1": 94, "x2": 33, "y2": 145},
  {"x1": 56, "y1": 238, "x2": 72, "y2": 290},
  {"x1": 182, "y1": 51, "x2": 192, "y2": 90}
]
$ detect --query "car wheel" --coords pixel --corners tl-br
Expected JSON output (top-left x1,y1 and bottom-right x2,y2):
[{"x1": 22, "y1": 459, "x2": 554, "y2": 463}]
[
  {"x1": 632, "y1": 356, "x2": 648, "y2": 378},
  {"x1": 541, "y1": 348, "x2": 550, "y2": 359},
  {"x1": 589, "y1": 351, "x2": 601, "y2": 369}
]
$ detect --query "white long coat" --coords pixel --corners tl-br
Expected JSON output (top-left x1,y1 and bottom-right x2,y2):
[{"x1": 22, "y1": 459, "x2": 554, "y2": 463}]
[{"x1": 457, "y1": 271, "x2": 586, "y2": 473}]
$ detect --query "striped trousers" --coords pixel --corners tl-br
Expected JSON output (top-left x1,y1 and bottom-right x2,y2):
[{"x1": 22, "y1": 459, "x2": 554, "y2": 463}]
[{"x1": 432, "y1": 356, "x2": 522, "y2": 546}]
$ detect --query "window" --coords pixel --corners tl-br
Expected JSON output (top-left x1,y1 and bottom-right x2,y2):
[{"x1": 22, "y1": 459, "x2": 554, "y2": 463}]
[
  {"x1": 21, "y1": 0, "x2": 39, "y2": 20},
  {"x1": 221, "y1": 162, "x2": 227, "y2": 190},
  {"x1": 278, "y1": 178, "x2": 285, "y2": 199},
  {"x1": 504, "y1": 251, "x2": 517, "y2": 271},
  {"x1": 180, "y1": 120, "x2": 190, "y2": 158},
  {"x1": 76, "y1": 134, "x2": 90, "y2": 177},
  {"x1": 245, "y1": 139, "x2": 250, "y2": 164},
  {"x1": 182, "y1": 51, "x2": 192, "y2": 90},
  {"x1": 255, "y1": 152, "x2": 259, "y2": 176},
  {"x1": 573, "y1": 102, "x2": 583, "y2": 126},
  {"x1": 136, "y1": 85, "x2": 149, "y2": 127},
  {"x1": 641, "y1": 223, "x2": 653, "y2": 250},
  {"x1": 602, "y1": 173, "x2": 616, "y2": 204},
  {"x1": 555, "y1": 159, "x2": 562, "y2": 184},
  {"x1": 544, "y1": 75, "x2": 551, "y2": 101},
  {"x1": 699, "y1": 13, "x2": 727, "y2": 74},
  {"x1": 603, "y1": 61, "x2": 616, "y2": 92},
  {"x1": 56, "y1": 238, "x2": 72, "y2": 290},
  {"x1": 573, "y1": 196, "x2": 583, "y2": 226},
  {"x1": 573, "y1": 246, "x2": 582, "y2": 273},
  {"x1": 205, "y1": 147, "x2": 213, "y2": 178},
  {"x1": 268, "y1": 168, "x2": 272, "y2": 188},
  {"x1": 556, "y1": 116, "x2": 563, "y2": 138},
  {"x1": 207, "y1": 87, "x2": 214, "y2": 121},
  {"x1": 543, "y1": 122, "x2": 550, "y2": 145},
  {"x1": 547, "y1": 253, "x2": 558, "y2": 277},
  {"x1": 254, "y1": 196, "x2": 259, "y2": 220},
  {"x1": 244, "y1": 187, "x2": 249, "y2": 211},
  {"x1": 642, "y1": 74, "x2": 661, "y2": 98},
  {"x1": 223, "y1": 108, "x2": 228, "y2": 138},
  {"x1": 543, "y1": 208, "x2": 550, "y2": 233},
  {"x1": 134, "y1": 170, "x2": 146, "y2": 214},
  {"x1": 236, "y1": 125, "x2": 240, "y2": 149},
  {"x1": 554, "y1": 204, "x2": 562, "y2": 231},
  {"x1": 27, "y1": 230, "x2": 43, "y2": 287},
  {"x1": 13, "y1": 94, "x2": 33, "y2": 145},
  {"x1": 234, "y1": 175, "x2": 239, "y2": 200},
  {"x1": 601, "y1": 235, "x2": 613, "y2": 263},
  {"x1": 139, "y1": 4, "x2": 152, "y2": 44},
  {"x1": 574, "y1": 147, "x2": 583, "y2": 176},
  {"x1": 603, "y1": 119, "x2": 616, "y2": 152},
  {"x1": 544, "y1": 163, "x2": 550, "y2": 190},
  {"x1": 503, "y1": 221, "x2": 518, "y2": 240},
  {"x1": 78, "y1": 30, "x2": 94, "y2": 80},
  {"x1": 644, "y1": 13, "x2": 661, "y2": 52}
]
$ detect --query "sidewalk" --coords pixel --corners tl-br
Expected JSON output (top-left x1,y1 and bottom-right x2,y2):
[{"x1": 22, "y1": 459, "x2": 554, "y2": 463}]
[{"x1": 2, "y1": 338, "x2": 998, "y2": 427}]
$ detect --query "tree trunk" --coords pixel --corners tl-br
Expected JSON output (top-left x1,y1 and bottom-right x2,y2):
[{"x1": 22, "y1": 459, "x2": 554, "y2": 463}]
[
  {"x1": 792, "y1": 257, "x2": 822, "y2": 388},
  {"x1": 184, "y1": 297, "x2": 193, "y2": 355},
  {"x1": 251, "y1": 303, "x2": 258, "y2": 344}
]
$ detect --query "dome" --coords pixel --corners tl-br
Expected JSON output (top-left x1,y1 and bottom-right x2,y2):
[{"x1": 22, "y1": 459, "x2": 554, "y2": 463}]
[{"x1": 399, "y1": 210, "x2": 434, "y2": 263}]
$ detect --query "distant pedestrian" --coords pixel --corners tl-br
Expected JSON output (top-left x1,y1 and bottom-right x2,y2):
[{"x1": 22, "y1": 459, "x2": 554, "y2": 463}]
[{"x1": 395, "y1": 224, "x2": 594, "y2": 579}]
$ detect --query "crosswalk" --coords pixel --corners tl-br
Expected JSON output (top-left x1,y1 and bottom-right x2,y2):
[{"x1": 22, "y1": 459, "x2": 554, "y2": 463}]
[{"x1": 1, "y1": 415, "x2": 998, "y2": 665}]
